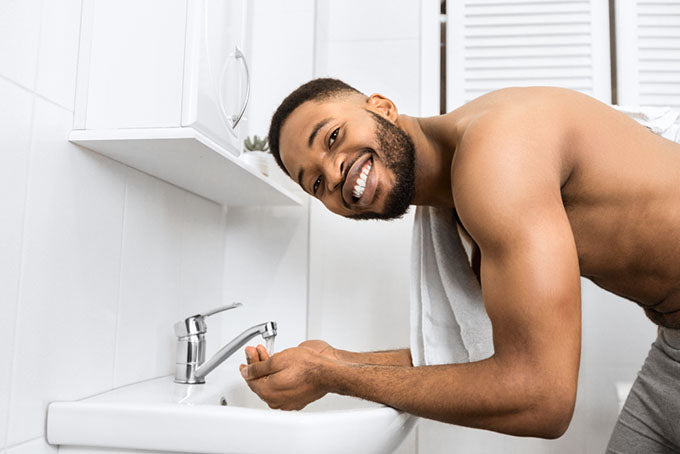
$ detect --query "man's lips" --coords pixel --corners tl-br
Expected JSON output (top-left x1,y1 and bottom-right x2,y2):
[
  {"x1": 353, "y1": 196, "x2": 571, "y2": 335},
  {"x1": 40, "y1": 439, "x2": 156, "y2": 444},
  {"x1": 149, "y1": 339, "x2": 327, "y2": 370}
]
[
  {"x1": 342, "y1": 152, "x2": 374, "y2": 207},
  {"x1": 340, "y1": 156, "x2": 357, "y2": 206}
]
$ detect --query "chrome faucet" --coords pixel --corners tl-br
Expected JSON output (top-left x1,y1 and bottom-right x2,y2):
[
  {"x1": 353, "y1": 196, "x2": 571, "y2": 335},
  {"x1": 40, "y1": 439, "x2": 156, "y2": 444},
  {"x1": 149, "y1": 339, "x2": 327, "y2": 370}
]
[{"x1": 173, "y1": 303, "x2": 277, "y2": 384}]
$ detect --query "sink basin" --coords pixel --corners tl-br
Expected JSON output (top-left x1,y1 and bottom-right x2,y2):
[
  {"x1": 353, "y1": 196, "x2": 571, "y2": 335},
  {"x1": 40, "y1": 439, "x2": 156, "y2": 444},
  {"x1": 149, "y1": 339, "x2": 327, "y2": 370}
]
[{"x1": 47, "y1": 371, "x2": 416, "y2": 454}]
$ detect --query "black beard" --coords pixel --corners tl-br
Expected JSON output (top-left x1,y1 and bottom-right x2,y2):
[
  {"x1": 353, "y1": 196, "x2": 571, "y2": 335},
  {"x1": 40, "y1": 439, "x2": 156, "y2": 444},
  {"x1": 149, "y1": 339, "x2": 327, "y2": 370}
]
[{"x1": 347, "y1": 110, "x2": 416, "y2": 221}]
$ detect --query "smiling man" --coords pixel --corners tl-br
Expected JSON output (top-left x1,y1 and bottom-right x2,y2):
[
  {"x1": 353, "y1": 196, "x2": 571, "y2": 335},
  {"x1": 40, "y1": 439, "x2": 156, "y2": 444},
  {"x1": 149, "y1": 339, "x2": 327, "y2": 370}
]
[{"x1": 240, "y1": 78, "x2": 680, "y2": 451}]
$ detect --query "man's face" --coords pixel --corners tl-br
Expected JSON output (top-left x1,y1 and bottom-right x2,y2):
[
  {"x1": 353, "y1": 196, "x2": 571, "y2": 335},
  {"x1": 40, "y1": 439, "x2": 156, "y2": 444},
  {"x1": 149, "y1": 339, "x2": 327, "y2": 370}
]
[{"x1": 279, "y1": 97, "x2": 416, "y2": 220}]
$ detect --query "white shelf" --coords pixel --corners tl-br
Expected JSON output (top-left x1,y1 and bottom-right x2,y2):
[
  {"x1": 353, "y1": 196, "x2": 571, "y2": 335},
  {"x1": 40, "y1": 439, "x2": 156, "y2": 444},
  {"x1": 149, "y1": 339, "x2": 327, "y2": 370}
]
[{"x1": 69, "y1": 127, "x2": 303, "y2": 207}]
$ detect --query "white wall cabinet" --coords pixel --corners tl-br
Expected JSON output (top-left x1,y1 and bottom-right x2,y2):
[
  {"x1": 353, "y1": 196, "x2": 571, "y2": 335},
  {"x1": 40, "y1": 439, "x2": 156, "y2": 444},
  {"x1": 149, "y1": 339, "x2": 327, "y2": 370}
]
[
  {"x1": 76, "y1": 0, "x2": 248, "y2": 152},
  {"x1": 71, "y1": 0, "x2": 300, "y2": 206}
]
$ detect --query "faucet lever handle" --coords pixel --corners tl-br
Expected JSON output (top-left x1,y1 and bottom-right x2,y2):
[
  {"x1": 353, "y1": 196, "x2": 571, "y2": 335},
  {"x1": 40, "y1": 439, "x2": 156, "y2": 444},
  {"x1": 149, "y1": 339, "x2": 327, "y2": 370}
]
[
  {"x1": 174, "y1": 302, "x2": 243, "y2": 338},
  {"x1": 200, "y1": 302, "x2": 242, "y2": 318}
]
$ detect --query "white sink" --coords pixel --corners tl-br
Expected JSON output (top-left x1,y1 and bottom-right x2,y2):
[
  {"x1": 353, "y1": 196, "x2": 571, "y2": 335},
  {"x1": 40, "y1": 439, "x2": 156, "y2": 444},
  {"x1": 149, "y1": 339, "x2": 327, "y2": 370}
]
[{"x1": 47, "y1": 371, "x2": 416, "y2": 454}]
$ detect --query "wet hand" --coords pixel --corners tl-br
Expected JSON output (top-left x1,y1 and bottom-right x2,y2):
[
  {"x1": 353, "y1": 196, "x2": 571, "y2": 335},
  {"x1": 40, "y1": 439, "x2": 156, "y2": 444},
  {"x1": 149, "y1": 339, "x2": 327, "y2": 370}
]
[
  {"x1": 297, "y1": 339, "x2": 338, "y2": 360},
  {"x1": 239, "y1": 346, "x2": 331, "y2": 411},
  {"x1": 244, "y1": 344, "x2": 270, "y2": 364}
]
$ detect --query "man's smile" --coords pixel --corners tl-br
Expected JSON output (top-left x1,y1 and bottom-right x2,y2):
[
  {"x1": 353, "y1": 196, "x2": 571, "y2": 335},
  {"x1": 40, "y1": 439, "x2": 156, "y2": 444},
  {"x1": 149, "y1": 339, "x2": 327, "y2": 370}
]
[
  {"x1": 342, "y1": 153, "x2": 377, "y2": 208},
  {"x1": 351, "y1": 159, "x2": 371, "y2": 200}
]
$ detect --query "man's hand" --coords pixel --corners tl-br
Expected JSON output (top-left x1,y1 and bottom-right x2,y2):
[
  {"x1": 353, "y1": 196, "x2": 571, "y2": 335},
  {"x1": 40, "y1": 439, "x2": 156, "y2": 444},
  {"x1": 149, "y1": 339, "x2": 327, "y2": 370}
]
[
  {"x1": 239, "y1": 344, "x2": 332, "y2": 411},
  {"x1": 297, "y1": 339, "x2": 338, "y2": 360},
  {"x1": 243, "y1": 339, "x2": 336, "y2": 364},
  {"x1": 243, "y1": 344, "x2": 271, "y2": 364}
]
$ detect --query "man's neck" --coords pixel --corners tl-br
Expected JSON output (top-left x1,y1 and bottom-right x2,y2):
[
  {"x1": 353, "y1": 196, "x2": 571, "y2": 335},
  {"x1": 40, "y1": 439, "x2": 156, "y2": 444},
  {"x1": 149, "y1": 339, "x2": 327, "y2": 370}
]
[{"x1": 396, "y1": 113, "x2": 461, "y2": 208}]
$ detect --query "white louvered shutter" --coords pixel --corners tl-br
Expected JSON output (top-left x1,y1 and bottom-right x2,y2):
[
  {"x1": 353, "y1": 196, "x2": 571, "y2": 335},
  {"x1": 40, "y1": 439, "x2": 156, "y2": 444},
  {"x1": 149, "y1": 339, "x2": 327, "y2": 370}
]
[
  {"x1": 615, "y1": 0, "x2": 680, "y2": 110},
  {"x1": 446, "y1": 0, "x2": 612, "y2": 109}
]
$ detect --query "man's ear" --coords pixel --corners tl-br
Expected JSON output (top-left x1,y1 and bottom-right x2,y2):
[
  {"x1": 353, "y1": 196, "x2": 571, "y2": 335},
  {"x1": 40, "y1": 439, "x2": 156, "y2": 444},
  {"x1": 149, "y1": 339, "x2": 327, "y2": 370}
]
[{"x1": 367, "y1": 93, "x2": 399, "y2": 123}]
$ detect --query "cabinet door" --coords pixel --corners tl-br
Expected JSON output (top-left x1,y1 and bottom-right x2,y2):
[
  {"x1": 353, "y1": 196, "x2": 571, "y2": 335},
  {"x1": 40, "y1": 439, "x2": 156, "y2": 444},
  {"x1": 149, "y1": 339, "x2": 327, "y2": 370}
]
[
  {"x1": 182, "y1": 0, "x2": 249, "y2": 155},
  {"x1": 615, "y1": 0, "x2": 680, "y2": 110},
  {"x1": 446, "y1": 0, "x2": 611, "y2": 109},
  {"x1": 82, "y1": 0, "x2": 187, "y2": 129}
]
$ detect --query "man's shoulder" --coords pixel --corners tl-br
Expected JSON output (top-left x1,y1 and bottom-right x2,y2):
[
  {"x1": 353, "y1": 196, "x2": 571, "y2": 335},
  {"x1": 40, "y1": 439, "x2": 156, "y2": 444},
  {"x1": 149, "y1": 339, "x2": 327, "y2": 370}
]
[
  {"x1": 451, "y1": 89, "x2": 574, "y2": 191},
  {"x1": 450, "y1": 95, "x2": 573, "y2": 248},
  {"x1": 453, "y1": 85, "x2": 581, "y2": 151},
  {"x1": 459, "y1": 93, "x2": 569, "y2": 153},
  {"x1": 453, "y1": 112, "x2": 562, "y2": 193}
]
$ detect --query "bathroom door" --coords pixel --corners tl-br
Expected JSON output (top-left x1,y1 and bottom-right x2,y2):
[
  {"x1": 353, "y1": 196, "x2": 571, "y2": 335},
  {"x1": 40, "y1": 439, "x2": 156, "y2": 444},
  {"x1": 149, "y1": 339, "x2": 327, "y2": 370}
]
[
  {"x1": 445, "y1": 0, "x2": 612, "y2": 109},
  {"x1": 615, "y1": 0, "x2": 680, "y2": 110}
]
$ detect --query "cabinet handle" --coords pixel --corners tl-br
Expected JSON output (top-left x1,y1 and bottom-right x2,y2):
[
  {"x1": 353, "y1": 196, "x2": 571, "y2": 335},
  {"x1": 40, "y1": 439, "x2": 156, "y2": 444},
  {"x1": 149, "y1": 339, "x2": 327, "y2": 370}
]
[
  {"x1": 231, "y1": 46, "x2": 250, "y2": 128},
  {"x1": 219, "y1": 46, "x2": 250, "y2": 130}
]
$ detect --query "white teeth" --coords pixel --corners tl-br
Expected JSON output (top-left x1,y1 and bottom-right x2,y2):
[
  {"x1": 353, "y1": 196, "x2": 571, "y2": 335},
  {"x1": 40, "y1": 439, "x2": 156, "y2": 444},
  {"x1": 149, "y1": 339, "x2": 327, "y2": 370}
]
[{"x1": 351, "y1": 160, "x2": 372, "y2": 200}]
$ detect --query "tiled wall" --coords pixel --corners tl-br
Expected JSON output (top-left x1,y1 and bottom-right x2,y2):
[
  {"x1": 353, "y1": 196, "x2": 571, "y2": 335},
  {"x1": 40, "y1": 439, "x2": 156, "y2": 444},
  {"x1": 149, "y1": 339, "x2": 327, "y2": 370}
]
[
  {"x1": 245, "y1": 0, "x2": 316, "y2": 137},
  {"x1": 315, "y1": 0, "x2": 424, "y2": 117},
  {"x1": 0, "y1": 1, "x2": 309, "y2": 452}
]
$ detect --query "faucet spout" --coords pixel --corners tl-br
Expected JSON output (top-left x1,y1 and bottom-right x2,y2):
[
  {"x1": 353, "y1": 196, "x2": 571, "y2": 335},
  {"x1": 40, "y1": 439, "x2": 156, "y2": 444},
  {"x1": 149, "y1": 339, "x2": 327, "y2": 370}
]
[
  {"x1": 173, "y1": 303, "x2": 277, "y2": 384},
  {"x1": 194, "y1": 321, "x2": 277, "y2": 381}
]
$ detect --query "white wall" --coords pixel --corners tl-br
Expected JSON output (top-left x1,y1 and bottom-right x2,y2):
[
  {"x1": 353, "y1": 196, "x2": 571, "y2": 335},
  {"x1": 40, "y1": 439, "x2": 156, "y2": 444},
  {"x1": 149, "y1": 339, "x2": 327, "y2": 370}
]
[
  {"x1": 0, "y1": 1, "x2": 310, "y2": 452},
  {"x1": 308, "y1": 204, "x2": 414, "y2": 351}
]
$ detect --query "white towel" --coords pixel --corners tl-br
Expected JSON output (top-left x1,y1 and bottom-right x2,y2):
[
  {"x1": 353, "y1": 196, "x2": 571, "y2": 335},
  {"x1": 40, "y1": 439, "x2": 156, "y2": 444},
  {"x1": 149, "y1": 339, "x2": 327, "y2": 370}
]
[
  {"x1": 410, "y1": 206, "x2": 494, "y2": 367},
  {"x1": 611, "y1": 105, "x2": 680, "y2": 140},
  {"x1": 410, "y1": 105, "x2": 680, "y2": 367}
]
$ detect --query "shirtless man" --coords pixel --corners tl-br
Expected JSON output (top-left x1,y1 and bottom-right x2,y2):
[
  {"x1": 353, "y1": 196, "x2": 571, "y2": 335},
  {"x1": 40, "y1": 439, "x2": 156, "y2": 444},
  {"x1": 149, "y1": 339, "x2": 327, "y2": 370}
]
[{"x1": 239, "y1": 78, "x2": 680, "y2": 451}]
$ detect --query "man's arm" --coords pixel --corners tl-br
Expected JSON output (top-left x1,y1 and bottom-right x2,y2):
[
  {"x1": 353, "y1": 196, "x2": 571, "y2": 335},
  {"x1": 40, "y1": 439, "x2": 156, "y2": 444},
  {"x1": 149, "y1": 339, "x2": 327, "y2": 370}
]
[
  {"x1": 245, "y1": 342, "x2": 412, "y2": 367},
  {"x1": 242, "y1": 113, "x2": 581, "y2": 438},
  {"x1": 331, "y1": 347, "x2": 413, "y2": 366},
  {"x1": 321, "y1": 159, "x2": 581, "y2": 437},
  {"x1": 295, "y1": 340, "x2": 412, "y2": 366}
]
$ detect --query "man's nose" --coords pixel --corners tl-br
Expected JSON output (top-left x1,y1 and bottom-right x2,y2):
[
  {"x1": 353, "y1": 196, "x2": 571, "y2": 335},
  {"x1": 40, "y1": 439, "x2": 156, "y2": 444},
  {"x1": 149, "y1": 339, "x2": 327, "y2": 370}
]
[{"x1": 324, "y1": 154, "x2": 345, "y2": 192}]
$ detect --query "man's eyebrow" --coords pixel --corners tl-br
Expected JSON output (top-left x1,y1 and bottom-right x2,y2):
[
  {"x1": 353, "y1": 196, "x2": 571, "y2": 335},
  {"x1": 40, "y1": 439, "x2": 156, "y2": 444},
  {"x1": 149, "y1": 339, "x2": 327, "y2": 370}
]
[{"x1": 308, "y1": 118, "x2": 332, "y2": 148}]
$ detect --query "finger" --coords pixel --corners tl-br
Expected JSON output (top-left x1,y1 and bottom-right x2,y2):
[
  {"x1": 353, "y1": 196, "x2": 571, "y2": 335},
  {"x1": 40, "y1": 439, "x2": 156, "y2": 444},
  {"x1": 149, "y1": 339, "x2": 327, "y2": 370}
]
[
  {"x1": 253, "y1": 345, "x2": 265, "y2": 362},
  {"x1": 240, "y1": 364, "x2": 263, "y2": 393},
  {"x1": 240, "y1": 363, "x2": 253, "y2": 379},
  {"x1": 256, "y1": 344, "x2": 270, "y2": 361},
  {"x1": 241, "y1": 358, "x2": 277, "y2": 380},
  {"x1": 245, "y1": 346, "x2": 259, "y2": 364}
]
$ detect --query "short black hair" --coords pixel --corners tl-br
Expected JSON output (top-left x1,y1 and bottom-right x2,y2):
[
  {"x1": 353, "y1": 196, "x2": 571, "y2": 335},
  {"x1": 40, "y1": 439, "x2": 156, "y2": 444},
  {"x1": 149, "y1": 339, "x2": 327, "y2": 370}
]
[{"x1": 268, "y1": 78, "x2": 363, "y2": 176}]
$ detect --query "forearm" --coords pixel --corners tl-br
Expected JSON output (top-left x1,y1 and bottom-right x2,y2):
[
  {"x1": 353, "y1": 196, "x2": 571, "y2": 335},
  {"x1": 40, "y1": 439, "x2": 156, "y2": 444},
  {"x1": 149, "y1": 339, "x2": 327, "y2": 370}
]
[
  {"x1": 333, "y1": 348, "x2": 412, "y2": 367},
  {"x1": 321, "y1": 356, "x2": 570, "y2": 439}
]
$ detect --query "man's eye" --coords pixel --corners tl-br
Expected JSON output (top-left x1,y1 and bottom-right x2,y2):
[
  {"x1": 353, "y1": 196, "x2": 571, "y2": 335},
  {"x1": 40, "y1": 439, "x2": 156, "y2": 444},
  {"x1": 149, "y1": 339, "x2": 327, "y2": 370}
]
[
  {"x1": 328, "y1": 128, "x2": 339, "y2": 148},
  {"x1": 313, "y1": 176, "x2": 322, "y2": 194}
]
